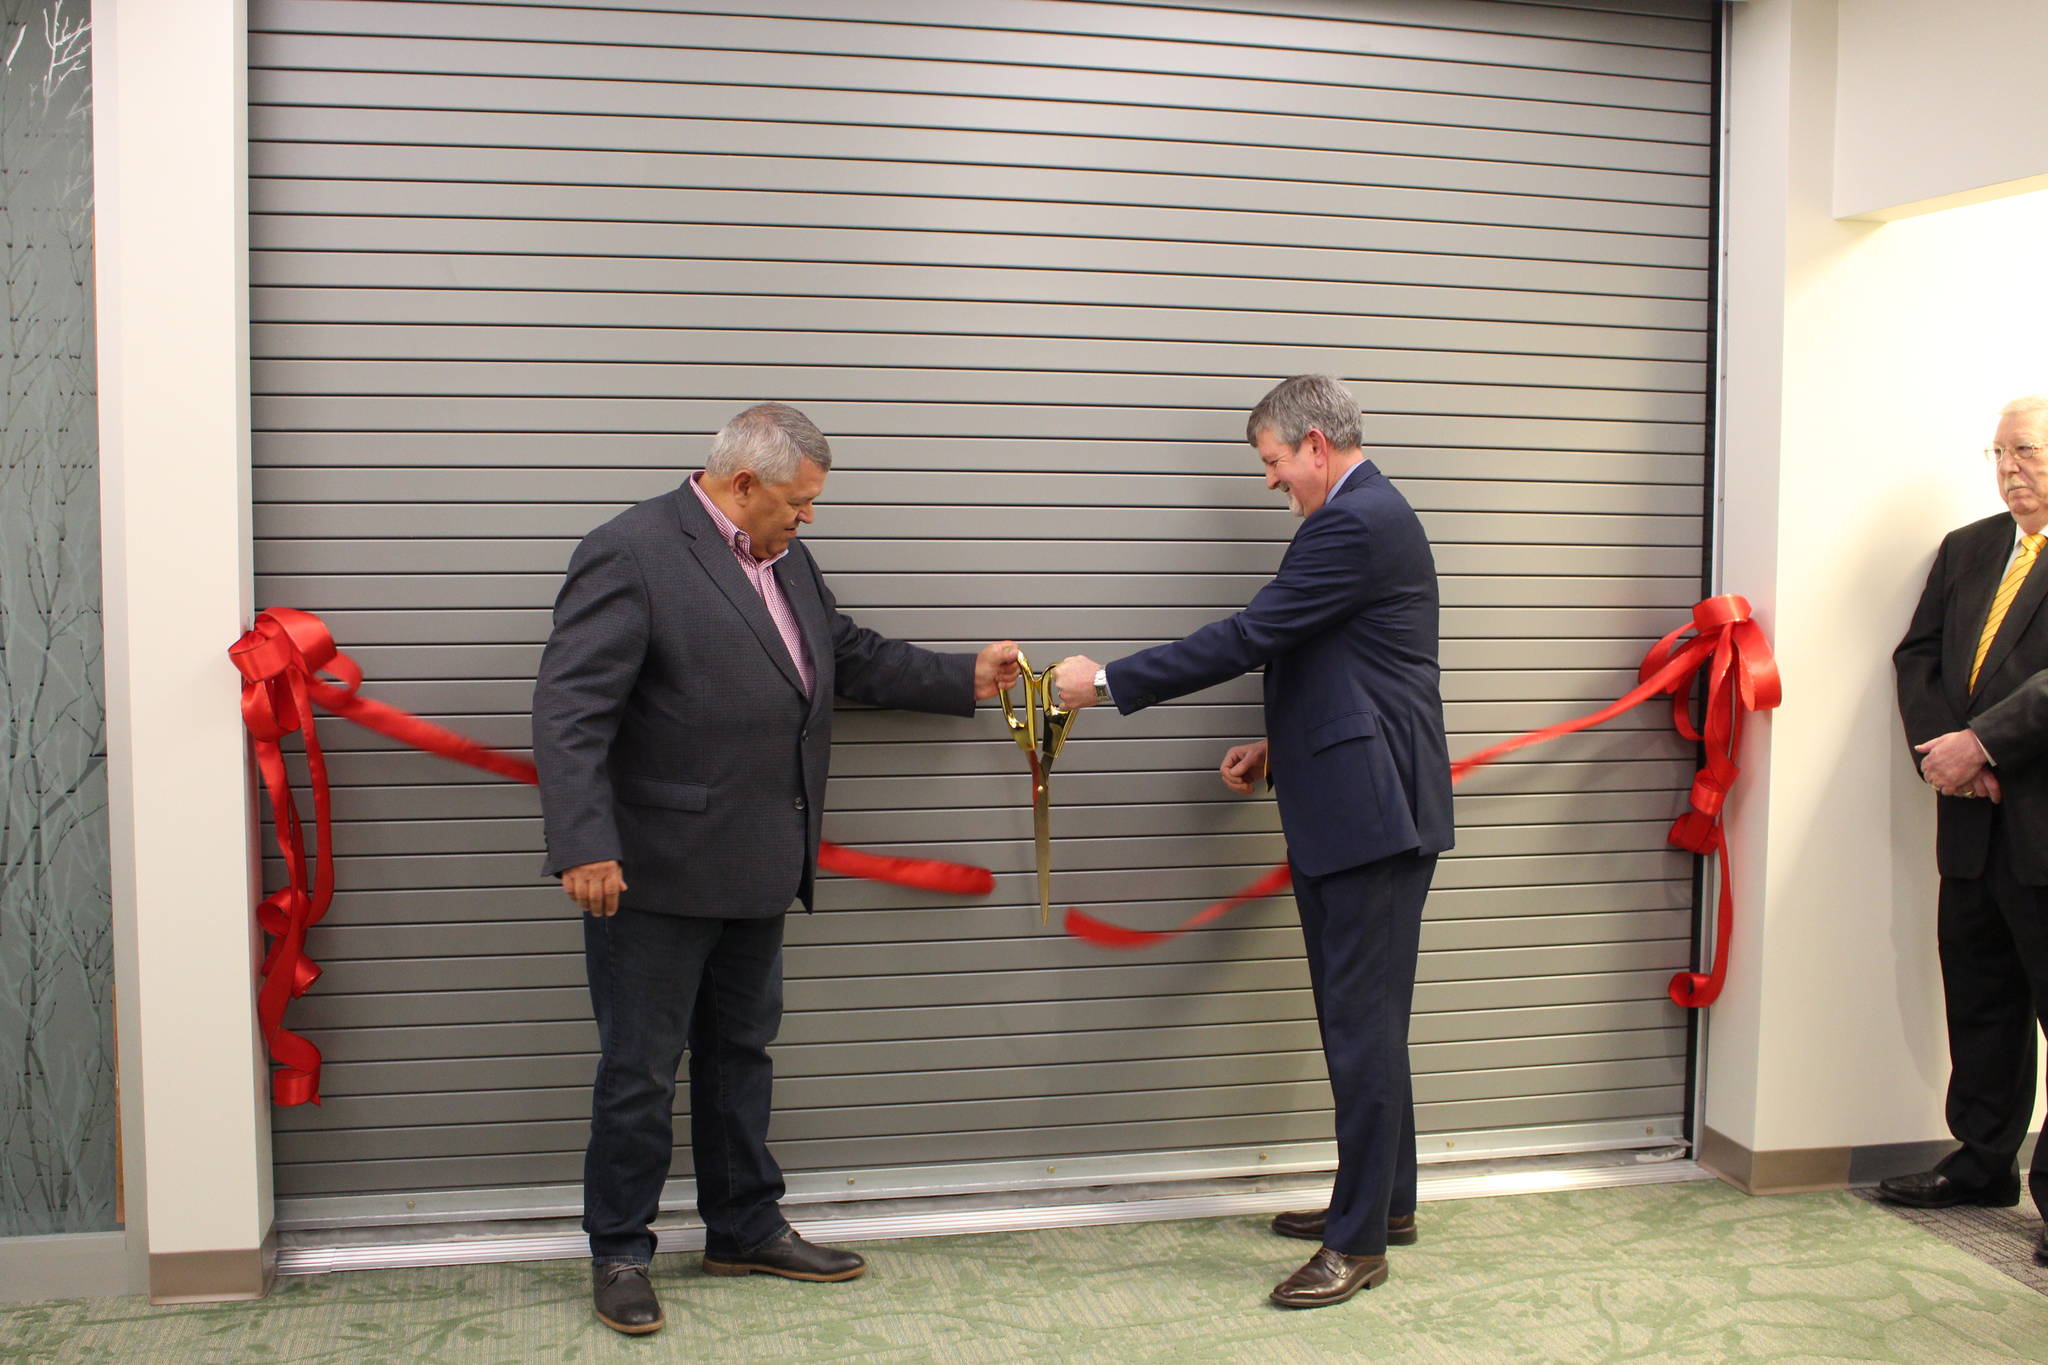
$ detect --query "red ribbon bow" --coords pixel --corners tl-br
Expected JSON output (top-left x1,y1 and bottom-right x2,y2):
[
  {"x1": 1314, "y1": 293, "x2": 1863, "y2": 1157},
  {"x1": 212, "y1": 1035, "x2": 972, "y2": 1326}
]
[
  {"x1": 1066, "y1": 595, "x2": 1781, "y2": 1011},
  {"x1": 230, "y1": 607, "x2": 993, "y2": 1105},
  {"x1": 228, "y1": 608, "x2": 350, "y2": 1107}
]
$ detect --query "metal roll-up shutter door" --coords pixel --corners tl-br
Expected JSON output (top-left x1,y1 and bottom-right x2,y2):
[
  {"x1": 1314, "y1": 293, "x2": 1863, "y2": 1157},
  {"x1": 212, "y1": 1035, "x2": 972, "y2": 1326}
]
[{"x1": 249, "y1": 0, "x2": 1715, "y2": 1224}]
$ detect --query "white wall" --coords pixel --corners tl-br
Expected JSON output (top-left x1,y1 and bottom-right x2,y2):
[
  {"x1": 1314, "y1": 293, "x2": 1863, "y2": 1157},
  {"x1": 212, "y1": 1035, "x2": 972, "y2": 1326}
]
[
  {"x1": 1834, "y1": 0, "x2": 2048, "y2": 220},
  {"x1": 1713, "y1": 0, "x2": 2048, "y2": 1159}
]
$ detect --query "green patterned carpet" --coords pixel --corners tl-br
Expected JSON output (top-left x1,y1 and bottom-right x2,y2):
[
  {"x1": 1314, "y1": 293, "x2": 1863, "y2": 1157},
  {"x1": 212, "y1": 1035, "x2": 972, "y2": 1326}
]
[{"x1": 6, "y1": 1182, "x2": 2046, "y2": 1363}]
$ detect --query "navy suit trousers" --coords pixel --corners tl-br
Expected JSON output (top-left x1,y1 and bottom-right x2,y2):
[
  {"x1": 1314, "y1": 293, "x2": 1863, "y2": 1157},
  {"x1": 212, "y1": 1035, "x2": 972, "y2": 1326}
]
[
  {"x1": 582, "y1": 909, "x2": 790, "y2": 1265},
  {"x1": 1292, "y1": 849, "x2": 1437, "y2": 1256}
]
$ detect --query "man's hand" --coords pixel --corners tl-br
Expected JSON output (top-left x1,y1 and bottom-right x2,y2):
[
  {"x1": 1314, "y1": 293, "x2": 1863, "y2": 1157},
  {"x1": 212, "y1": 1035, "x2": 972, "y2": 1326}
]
[
  {"x1": 562, "y1": 859, "x2": 628, "y2": 916},
  {"x1": 974, "y1": 640, "x2": 1022, "y2": 700},
  {"x1": 1959, "y1": 770, "x2": 2005, "y2": 803},
  {"x1": 1220, "y1": 739, "x2": 1270, "y2": 794},
  {"x1": 1916, "y1": 728, "x2": 1992, "y2": 794},
  {"x1": 1050, "y1": 654, "x2": 1103, "y2": 709}
]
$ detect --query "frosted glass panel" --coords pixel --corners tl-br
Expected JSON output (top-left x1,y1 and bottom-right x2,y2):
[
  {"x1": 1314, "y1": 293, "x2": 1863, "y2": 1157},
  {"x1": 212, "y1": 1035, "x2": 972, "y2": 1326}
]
[{"x1": 0, "y1": 0, "x2": 115, "y2": 1237}]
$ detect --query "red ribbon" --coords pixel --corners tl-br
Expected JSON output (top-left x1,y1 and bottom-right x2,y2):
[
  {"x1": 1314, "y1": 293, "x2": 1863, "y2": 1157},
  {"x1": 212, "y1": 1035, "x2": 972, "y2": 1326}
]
[
  {"x1": 1065, "y1": 595, "x2": 1781, "y2": 1011},
  {"x1": 228, "y1": 611, "x2": 335, "y2": 1107},
  {"x1": 230, "y1": 607, "x2": 993, "y2": 1105}
]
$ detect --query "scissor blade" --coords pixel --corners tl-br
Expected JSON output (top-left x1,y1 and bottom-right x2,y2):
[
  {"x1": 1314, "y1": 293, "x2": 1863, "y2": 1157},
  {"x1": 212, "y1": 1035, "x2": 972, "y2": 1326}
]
[
  {"x1": 1027, "y1": 753, "x2": 1053, "y2": 925},
  {"x1": 1033, "y1": 787, "x2": 1053, "y2": 926}
]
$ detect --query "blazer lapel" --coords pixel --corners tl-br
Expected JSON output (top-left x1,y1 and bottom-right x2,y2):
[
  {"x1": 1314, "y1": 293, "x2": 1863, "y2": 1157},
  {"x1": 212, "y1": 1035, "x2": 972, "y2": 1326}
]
[
  {"x1": 1948, "y1": 525, "x2": 2007, "y2": 706},
  {"x1": 671, "y1": 488, "x2": 808, "y2": 697},
  {"x1": 1973, "y1": 524, "x2": 2048, "y2": 700}
]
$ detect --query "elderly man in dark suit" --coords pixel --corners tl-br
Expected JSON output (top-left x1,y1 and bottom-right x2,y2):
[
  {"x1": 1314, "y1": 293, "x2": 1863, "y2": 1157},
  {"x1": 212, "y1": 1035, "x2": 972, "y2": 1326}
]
[
  {"x1": 533, "y1": 402, "x2": 1018, "y2": 1335},
  {"x1": 1890, "y1": 394, "x2": 2048, "y2": 1267},
  {"x1": 1052, "y1": 374, "x2": 1453, "y2": 1309}
]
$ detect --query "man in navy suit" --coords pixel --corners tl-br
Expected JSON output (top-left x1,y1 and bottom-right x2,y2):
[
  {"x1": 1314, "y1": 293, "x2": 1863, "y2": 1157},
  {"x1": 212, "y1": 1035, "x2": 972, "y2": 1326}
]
[{"x1": 1053, "y1": 374, "x2": 1453, "y2": 1308}]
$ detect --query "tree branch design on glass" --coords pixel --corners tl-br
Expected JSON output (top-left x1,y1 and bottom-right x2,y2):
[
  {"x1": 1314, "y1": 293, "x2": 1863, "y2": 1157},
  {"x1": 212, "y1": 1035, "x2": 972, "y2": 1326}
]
[{"x1": 0, "y1": 0, "x2": 115, "y2": 1237}]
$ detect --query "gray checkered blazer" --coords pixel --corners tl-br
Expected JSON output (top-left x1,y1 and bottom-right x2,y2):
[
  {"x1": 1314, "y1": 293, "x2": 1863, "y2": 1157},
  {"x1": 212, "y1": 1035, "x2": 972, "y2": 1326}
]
[{"x1": 532, "y1": 484, "x2": 977, "y2": 918}]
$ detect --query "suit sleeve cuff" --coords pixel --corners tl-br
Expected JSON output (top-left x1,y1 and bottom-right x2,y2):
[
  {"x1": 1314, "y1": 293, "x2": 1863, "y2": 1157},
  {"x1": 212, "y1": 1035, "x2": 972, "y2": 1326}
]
[
  {"x1": 1967, "y1": 724, "x2": 1997, "y2": 768},
  {"x1": 1102, "y1": 658, "x2": 1145, "y2": 714}
]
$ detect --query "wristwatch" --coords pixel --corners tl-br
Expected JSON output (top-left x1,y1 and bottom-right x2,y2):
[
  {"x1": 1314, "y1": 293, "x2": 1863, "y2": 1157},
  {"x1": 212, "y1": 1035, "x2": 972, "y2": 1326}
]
[{"x1": 1093, "y1": 667, "x2": 1111, "y2": 704}]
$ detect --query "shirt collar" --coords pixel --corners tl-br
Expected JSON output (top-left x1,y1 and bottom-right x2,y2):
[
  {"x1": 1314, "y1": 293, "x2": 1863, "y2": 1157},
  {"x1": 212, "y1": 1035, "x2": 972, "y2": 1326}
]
[
  {"x1": 1327, "y1": 458, "x2": 1368, "y2": 499},
  {"x1": 690, "y1": 472, "x2": 787, "y2": 567}
]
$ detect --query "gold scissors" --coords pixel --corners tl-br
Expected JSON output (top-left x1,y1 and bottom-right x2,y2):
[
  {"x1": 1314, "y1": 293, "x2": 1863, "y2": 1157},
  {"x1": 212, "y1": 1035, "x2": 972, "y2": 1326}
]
[{"x1": 1000, "y1": 650, "x2": 1080, "y2": 923}]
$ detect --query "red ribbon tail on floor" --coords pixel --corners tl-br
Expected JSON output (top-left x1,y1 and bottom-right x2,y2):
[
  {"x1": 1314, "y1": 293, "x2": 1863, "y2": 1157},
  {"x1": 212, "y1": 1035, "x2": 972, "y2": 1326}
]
[
  {"x1": 1061, "y1": 595, "x2": 1780, "y2": 1011},
  {"x1": 231, "y1": 607, "x2": 997, "y2": 1105}
]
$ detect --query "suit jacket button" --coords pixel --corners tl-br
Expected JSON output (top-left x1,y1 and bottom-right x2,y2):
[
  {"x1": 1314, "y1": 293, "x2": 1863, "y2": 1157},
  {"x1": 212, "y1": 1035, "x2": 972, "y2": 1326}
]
[{"x1": 794, "y1": 796, "x2": 807, "y2": 811}]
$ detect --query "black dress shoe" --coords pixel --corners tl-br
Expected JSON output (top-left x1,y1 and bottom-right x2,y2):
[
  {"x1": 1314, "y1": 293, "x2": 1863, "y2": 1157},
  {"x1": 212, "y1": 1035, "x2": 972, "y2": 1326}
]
[
  {"x1": 592, "y1": 1263, "x2": 664, "y2": 1335},
  {"x1": 2034, "y1": 1228, "x2": 2047, "y2": 1268},
  {"x1": 1270, "y1": 1209, "x2": 1419, "y2": 1246},
  {"x1": 1874, "y1": 1171, "x2": 2021, "y2": 1209},
  {"x1": 702, "y1": 1229, "x2": 867, "y2": 1282},
  {"x1": 1270, "y1": 1247, "x2": 1389, "y2": 1309}
]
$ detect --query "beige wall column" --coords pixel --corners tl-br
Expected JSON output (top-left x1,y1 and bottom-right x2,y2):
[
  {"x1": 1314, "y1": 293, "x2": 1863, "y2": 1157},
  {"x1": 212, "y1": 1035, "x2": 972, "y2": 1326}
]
[
  {"x1": 1707, "y1": 0, "x2": 2048, "y2": 1191},
  {"x1": 94, "y1": 0, "x2": 273, "y2": 1301}
]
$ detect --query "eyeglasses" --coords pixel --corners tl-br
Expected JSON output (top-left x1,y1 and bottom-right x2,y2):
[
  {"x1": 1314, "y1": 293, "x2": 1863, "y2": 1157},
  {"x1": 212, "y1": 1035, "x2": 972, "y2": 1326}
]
[{"x1": 1984, "y1": 444, "x2": 2048, "y2": 467}]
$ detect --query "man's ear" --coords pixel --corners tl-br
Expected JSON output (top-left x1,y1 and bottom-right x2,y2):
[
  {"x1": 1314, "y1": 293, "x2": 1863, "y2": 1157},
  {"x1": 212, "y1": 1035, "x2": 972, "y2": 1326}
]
[
  {"x1": 1303, "y1": 428, "x2": 1332, "y2": 463},
  {"x1": 730, "y1": 469, "x2": 757, "y2": 500}
]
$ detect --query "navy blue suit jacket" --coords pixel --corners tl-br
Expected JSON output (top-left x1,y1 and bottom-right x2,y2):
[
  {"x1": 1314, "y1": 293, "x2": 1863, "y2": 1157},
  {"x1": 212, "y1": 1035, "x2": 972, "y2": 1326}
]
[{"x1": 1105, "y1": 460, "x2": 1453, "y2": 878}]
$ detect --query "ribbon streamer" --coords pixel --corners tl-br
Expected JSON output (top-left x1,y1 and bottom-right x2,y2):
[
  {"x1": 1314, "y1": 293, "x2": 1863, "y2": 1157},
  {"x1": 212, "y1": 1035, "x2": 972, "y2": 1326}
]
[
  {"x1": 231, "y1": 607, "x2": 994, "y2": 1105},
  {"x1": 1065, "y1": 595, "x2": 1781, "y2": 1012}
]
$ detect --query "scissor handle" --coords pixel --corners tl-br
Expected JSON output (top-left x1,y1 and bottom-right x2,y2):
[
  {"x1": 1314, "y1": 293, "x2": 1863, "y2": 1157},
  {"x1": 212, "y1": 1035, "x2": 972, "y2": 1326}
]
[
  {"x1": 1039, "y1": 664, "x2": 1077, "y2": 764},
  {"x1": 999, "y1": 648, "x2": 1038, "y2": 756}
]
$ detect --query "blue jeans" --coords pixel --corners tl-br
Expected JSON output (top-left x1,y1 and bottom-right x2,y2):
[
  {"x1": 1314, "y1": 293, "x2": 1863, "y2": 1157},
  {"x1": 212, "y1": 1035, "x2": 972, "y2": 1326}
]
[
  {"x1": 1293, "y1": 850, "x2": 1436, "y2": 1257},
  {"x1": 583, "y1": 909, "x2": 790, "y2": 1265}
]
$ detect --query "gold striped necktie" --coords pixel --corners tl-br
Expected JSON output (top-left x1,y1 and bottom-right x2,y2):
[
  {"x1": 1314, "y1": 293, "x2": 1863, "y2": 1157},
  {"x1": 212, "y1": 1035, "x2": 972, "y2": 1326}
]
[{"x1": 1970, "y1": 531, "x2": 2048, "y2": 690}]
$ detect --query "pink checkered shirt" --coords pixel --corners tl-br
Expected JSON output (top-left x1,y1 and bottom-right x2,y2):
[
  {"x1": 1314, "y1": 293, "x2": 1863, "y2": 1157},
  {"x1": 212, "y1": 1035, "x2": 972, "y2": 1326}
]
[{"x1": 689, "y1": 473, "x2": 815, "y2": 696}]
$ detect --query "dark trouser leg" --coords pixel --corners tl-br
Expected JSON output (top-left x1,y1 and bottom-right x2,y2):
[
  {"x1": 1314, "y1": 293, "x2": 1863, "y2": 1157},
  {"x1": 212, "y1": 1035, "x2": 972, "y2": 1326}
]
[
  {"x1": 1935, "y1": 840, "x2": 2036, "y2": 1198},
  {"x1": 1294, "y1": 851, "x2": 1435, "y2": 1257},
  {"x1": 1977, "y1": 822, "x2": 2048, "y2": 1219},
  {"x1": 688, "y1": 915, "x2": 790, "y2": 1259},
  {"x1": 583, "y1": 909, "x2": 723, "y2": 1265},
  {"x1": 1389, "y1": 1074, "x2": 1418, "y2": 1223}
]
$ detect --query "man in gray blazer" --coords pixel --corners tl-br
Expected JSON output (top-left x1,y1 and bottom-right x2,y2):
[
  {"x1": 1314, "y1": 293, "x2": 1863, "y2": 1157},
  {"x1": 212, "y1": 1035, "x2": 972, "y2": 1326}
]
[{"x1": 533, "y1": 402, "x2": 1018, "y2": 1336}]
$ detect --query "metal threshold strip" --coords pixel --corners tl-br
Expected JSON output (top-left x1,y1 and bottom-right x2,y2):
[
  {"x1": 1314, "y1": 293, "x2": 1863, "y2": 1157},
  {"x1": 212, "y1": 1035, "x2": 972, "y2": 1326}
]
[{"x1": 276, "y1": 1156, "x2": 1711, "y2": 1277}]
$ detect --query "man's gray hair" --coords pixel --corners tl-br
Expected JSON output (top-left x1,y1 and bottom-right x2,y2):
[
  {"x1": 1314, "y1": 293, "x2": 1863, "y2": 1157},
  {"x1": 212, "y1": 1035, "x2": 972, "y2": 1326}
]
[
  {"x1": 1246, "y1": 374, "x2": 1364, "y2": 451},
  {"x1": 2000, "y1": 395, "x2": 2048, "y2": 421},
  {"x1": 706, "y1": 402, "x2": 833, "y2": 483}
]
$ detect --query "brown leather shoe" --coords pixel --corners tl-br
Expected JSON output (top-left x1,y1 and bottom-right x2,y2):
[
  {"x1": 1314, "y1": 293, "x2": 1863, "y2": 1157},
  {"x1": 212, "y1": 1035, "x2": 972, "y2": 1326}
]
[
  {"x1": 701, "y1": 1229, "x2": 866, "y2": 1282},
  {"x1": 591, "y1": 1262, "x2": 664, "y2": 1335},
  {"x1": 1270, "y1": 1209, "x2": 1418, "y2": 1246},
  {"x1": 1270, "y1": 1247, "x2": 1389, "y2": 1308}
]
